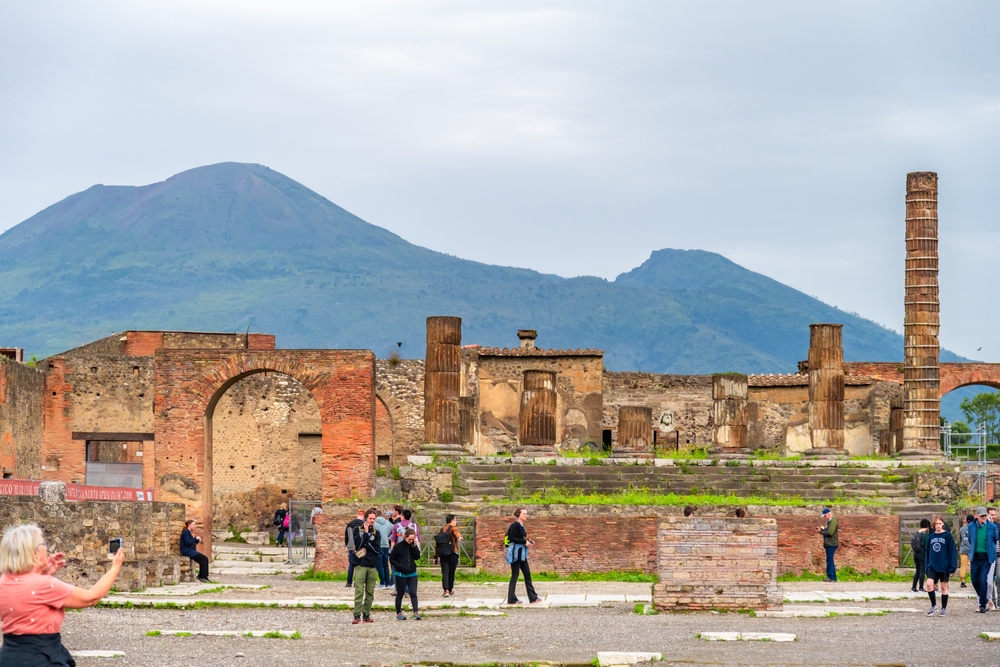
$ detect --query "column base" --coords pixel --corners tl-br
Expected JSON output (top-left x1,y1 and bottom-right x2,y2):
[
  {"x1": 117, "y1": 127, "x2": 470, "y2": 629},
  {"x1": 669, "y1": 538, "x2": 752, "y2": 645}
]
[
  {"x1": 803, "y1": 448, "x2": 849, "y2": 459},
  {"x1": 896, "y1": 448, "x2": 946, "y2": 459},
  {"x1": 515, "y1": 445, "x2": 559, "y2": 458},
  {"x1": 418, "y1": 443, "x2": 467, "y2": 458}
]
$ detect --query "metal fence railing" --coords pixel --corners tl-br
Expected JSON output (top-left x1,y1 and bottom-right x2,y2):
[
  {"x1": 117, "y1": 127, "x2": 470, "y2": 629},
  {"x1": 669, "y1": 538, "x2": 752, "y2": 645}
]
[
  {"x1": 415, "y1": 514, "x2": 477, "y2": 568},
  {"x1": 287, "y1": 500, "x2": 321, "y2": 564},
  {"x1": 84, "y1": 462, "x2": 143, "y2": 489},
  {"x1": 941, "y1": 422, "x2": 989, "y2": 497}
]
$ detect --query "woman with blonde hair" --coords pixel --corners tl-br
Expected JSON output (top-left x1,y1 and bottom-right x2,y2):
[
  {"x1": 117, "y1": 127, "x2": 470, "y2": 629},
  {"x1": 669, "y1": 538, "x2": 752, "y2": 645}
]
[{"x1": 0, "y1": 523, "x2": 124, "y2": 666}]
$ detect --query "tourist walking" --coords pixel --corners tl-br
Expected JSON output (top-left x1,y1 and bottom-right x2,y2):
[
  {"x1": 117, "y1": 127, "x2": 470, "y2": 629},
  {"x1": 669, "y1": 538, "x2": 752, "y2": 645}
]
[
  {"x1": 924, "y1": 514, "x2": 957, "y2": 616},
  {"x1": 911, "y1": 519, "x2": 930, "y2": 592},
  {"x1": 309, "y1": 504, "x2": 323, "y2": 544},
  {"x1": 988, "y1": 507, "x2": 998, "y2": 610},
  {"x1": 180, "y1": 519, "x2": 213, "y2": 583},
  {"x1": 0, "y1": 524, "x2": 126, "y2": 667},
  {"x1": 968, "y1": 506, "x2": 997, "y2": 613},
  {"x1": 374, "y1": 510, "x2": 394, "y2": 590},
  {"x1": 390, "y1": 528, "x2": 422, "y2": 620},
  {"x1": 273, "y1": 506, "x2": 288, "y2": 547},
  {"x1": 817, "y1": 508, "x2": 838, "y2": 582},
  {"x1": 959, "y1": 514, "x2": 973, "y2": 588},
  {"x1": 351, "y1": 509, "x2": 380, "y2": 624},
  {"x1": 435, "y1": 514, "x2": 462, "y2": 597},
  {"x1": 506, "y1": 507, "x2": 540, "y2": 605},
  {"x1": 344, "y1": 509, "x2": 364, "y2": 588}
]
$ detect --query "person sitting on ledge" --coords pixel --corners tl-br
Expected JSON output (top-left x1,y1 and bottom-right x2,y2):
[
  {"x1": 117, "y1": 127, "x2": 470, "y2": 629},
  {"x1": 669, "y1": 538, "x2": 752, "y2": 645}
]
[
  {"x1": 180, "y1": 519, "x2": 213, "y2": 584},
  {"x1": 0, "y1": 524, "x2": 125, "y2": 667}
]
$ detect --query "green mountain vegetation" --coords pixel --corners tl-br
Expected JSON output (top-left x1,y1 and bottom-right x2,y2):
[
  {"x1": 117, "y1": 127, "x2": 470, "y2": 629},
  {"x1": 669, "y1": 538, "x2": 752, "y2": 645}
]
[{"x1": 0, "y1": 162, "x2": 952, "y2": 373}]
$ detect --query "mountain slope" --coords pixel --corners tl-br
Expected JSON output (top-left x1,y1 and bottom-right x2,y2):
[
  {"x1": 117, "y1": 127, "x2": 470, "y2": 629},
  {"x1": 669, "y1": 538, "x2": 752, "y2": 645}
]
[{"x1": 0, "y1": 162, "x2": 932, "y2": 372}]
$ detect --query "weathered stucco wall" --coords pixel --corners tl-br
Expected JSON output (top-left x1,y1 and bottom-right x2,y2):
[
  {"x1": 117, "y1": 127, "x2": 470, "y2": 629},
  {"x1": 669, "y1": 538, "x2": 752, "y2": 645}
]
[
  {"x1": 473, "y1": 349, "x2": 603, "y2": 454},
  {"x1": 603, "y1": 373, "x2": 714, "y2": 449},
  {"x1": 375, "y1": 359, "x2": 424, "y2": 465},
  {"x1": 0, "y1": 361, "x2": 44, "y2": 479}
]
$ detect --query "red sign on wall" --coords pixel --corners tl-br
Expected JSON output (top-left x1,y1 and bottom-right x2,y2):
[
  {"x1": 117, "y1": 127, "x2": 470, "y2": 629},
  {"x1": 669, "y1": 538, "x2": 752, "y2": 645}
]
[{"x1": 0, "y1": 480, "x2": 153, "y2": 502}]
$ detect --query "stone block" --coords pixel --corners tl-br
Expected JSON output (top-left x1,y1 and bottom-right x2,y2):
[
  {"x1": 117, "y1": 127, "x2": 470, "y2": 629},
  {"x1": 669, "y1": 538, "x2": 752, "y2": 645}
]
[
  {"x1": 244, "y1": 532, "x2": 269, "y2": 545},
  {"x1": 38, "y1": 481, "x2": 66, "y2": 502},
  {"x1": 596, "y1": 652, "x2": 663, "y2": 666}
]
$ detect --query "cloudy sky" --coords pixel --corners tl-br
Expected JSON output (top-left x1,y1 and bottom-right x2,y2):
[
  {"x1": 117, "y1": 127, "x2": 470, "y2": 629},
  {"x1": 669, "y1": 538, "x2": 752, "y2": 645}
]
[{"x1": 1, "y1": 1, "x2": 998, "y2": 360}]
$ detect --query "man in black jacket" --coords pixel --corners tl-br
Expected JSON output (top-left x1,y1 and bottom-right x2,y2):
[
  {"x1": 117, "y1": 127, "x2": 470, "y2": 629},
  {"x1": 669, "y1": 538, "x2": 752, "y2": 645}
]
[
  {"x1": 344, "y1": 509, "x2": 364, "y2": 588},
  {"x1": 351, "y1": 508, "x2": 381, "y2": 624}
]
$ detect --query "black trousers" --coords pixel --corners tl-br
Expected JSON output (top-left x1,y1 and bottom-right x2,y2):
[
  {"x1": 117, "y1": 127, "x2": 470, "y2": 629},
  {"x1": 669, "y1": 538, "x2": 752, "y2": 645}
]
[
  {"x1": 189, "y1": 552, "x2": 209, "y2": 580},
  {"x1": 508, "y1": 559, "x2": 538, "y2": 603},
  {"x1": 440, "y1": 553, "x2": 459, "y2": 591},
  {"x1": 394, "y1": 575, "x2": 419, "y2": 614},
  {"x1": 912, "y1": 556, "x2": 925, "y2": 590},
  {"x1": 0, "y1": 633, "x2": 74, "y2": 667}
]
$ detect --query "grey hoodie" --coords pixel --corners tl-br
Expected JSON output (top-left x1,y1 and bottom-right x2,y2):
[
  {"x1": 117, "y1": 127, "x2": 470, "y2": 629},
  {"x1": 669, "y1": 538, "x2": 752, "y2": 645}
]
[{"x1": 374, "y1": 516, "x2": 393, "y2": 549}]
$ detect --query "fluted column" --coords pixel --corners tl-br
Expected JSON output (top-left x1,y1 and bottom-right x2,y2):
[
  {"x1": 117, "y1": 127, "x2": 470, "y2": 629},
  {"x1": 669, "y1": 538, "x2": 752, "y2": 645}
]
[{"x1": 806, "y1": 324, "x2": 846, "y2": 458}]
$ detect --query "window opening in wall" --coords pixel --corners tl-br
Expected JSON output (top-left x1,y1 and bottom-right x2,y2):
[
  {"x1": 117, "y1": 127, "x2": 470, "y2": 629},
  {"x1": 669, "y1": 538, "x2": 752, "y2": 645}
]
[
  {"x1": 602, "y1": 429, "x2": 612, "y2": 452},
  {"x1": 377, "y1": 455, "x2": 390, "y2": 468},
  {"x1": 2, "y1": 473, "x2": 11, "y2": 480}
]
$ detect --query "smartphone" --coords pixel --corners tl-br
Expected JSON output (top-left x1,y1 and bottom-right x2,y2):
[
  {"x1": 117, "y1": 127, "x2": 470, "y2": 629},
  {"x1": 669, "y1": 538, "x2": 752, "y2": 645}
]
[{"x1": 109, "y1": 538, "x2": 122, "y2": 554}]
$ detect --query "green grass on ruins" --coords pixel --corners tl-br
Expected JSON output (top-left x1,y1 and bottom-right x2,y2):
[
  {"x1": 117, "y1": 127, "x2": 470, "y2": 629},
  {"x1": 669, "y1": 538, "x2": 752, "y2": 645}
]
[
  {"x1": 777, "y1": 567, "x2": 910, "y2": 583},
  {"x1": 489, "y1": 489, "x2": 890, "y2": 507},
  {"x1": 296, "y1": 567, "x2": 656, "y2": 583}
]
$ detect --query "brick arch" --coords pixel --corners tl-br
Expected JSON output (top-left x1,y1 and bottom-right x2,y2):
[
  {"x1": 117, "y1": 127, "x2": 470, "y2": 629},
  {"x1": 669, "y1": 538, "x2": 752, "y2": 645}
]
[
  {"x1": 843, "y1": 361, "x2": 1000, "y2": 398},
  {"x1": 154, "y1": 349, "x2": 375, "y2": 552}
]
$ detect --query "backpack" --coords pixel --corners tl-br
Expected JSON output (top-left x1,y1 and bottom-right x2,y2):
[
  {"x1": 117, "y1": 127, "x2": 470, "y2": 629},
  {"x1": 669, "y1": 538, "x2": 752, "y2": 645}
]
[
  {"x1": 283, "y1": 513, "x2": 290, "y2": 529},
  {"x1": 273, "y1": 509, "x2": 286, "y2": 527},
  {"x1": 434, "y1": 530, "x2": 454, "y2": 558},
  {"x1": 911, "y1": 531, "x2": 923, "y2": 556}
]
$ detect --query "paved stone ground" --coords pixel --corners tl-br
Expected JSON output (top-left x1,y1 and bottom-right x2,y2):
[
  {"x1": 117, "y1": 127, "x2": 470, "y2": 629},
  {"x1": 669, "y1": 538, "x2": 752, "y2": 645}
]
[{"x1": 65, "y1": 576, "x2": 1000, "y2": 666}]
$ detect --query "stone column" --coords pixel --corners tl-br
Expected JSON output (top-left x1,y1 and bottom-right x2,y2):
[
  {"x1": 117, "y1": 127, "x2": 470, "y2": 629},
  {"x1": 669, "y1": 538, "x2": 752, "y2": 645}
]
[
  {"x1": 422, "y1": 316, "x2": 465, "y2": 457},
  {"x1": 901, "y1": 172, "x2": 942, "y2": 457},
  {"x1": 614, "y1": 406, "x2": 654, "y2": 458},
  {"x1": 806, "y1": 324, "x2": 846, "y2": 458},
  {"x1": 709, "y1": 374, "x2": 750, "y2": 457},
  {"x1": 518, "y1": 370, "x2": 558, "y2": 457}
]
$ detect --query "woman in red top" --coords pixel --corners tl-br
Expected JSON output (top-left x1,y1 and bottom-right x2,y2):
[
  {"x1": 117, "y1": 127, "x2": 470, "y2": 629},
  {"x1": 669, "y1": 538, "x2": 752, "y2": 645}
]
[{"x1": 0, "y1": 524, "x2": 125, "y2": 666}]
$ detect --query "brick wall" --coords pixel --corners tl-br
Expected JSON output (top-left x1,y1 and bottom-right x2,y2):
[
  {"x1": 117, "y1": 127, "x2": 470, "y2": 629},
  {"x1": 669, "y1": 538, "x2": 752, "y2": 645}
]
[
  {"x1": 313, "y1": 510, "x2": 368, "y2": 573},
  {"x1": 653, "y1": 516, "x2": 782, "y2": 611},
  {"x1": 0, "y1": 361, "x2": 43, "y2": 478},
  {"x1": 474, "y1": 505, "x2": 898, "y2": 576},
  {"x1": 0, "y1": 494, "x2": 186, "y2": 591},
  {"x1": 777, "y1": 515, "x2": 899, "y2": 576}
]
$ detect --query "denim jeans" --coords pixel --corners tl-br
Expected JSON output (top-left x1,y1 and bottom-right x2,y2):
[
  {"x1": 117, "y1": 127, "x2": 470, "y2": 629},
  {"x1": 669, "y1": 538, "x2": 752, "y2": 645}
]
[
  {"x1": 378, "y1": 547, "x2": 391, "y2": 586},
  {"x1": 346, "y1": 551, "x2": 357, "y2": 586},
  {"x1": 972, "y1": 556, "x2": 991, "y2": 609},
  {"x1": 824, "y1": 545, "x2": 837, "y2": 581}
]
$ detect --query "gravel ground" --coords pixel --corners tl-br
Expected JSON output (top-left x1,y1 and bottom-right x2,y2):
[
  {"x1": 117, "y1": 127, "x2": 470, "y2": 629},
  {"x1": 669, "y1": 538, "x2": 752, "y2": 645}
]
[{"x1": 66, "y1": 591, "x2": 1000, "y2": 667}]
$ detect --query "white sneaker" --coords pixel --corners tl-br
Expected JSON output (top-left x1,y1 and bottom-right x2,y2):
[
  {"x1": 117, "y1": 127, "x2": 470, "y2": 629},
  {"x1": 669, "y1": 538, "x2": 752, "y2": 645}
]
[{"x1": 927, "y1": 605, "x2": 937, "y2": 616}]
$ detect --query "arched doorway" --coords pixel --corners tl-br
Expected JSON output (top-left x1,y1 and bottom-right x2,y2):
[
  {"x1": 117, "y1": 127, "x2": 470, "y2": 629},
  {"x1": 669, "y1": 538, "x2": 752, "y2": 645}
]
[
  {"x1": 210, "y1": 372, "x2": 322, "y2": 532},
  {"x1": 153, "y1": 349, "x2": 376, "y2": 554},
  {"x1": 941, "y1": 382, "x2": 1000, "y2": 442}
]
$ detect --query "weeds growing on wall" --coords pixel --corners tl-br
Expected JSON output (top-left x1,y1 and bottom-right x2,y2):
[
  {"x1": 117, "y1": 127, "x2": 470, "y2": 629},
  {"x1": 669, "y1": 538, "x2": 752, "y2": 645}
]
[{"x1": 489, "y1": 489, "x2": 889, "y2": 507}]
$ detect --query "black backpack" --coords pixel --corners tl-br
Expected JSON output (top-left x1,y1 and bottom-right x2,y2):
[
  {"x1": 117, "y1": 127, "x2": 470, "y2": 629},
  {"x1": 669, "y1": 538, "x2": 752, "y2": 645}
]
[
  {"x1": 911, "y1": 531, "x2": 924, "y2": 556},
  {"x1": 434, "y1": 530, "x2": 454, "y2": 558},
  {"x1": 273, "y1": 509, "x2": 287, "y2": 527}
]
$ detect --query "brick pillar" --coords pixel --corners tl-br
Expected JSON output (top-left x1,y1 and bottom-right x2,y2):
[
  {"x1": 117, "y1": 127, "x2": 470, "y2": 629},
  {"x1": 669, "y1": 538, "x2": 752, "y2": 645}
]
[
  {"x1": 613, "y1": 406, "x2": 654, "y2": 458},
  {"x1": 901, "y1": 172, "x2": 942, "y2": 457},
  {"x1": 806, "y1": 324, "x2": 846, "y2": 458},
  {"x1": 709, "y1": 374, "x2": 750, "y2": 457},
  {"x1": 422, "y1": 316, "x2": 465, "y2": 457}
]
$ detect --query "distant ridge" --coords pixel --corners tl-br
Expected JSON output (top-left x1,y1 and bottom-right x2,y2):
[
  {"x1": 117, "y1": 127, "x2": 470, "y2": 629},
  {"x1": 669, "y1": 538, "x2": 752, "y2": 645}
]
[{"x1": 0, "y1": 162, "x2": 959, "y2": 372}]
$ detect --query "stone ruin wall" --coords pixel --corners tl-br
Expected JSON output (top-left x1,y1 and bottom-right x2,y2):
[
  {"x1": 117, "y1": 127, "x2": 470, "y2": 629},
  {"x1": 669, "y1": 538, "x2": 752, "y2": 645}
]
[
  {"x1": 0, "y1": 360, "x2": 44, "y2": 479},
  {"x1": 0, "y1": 490, "x2": 186, "y2": 592},
  {"x1": 374, "y1": 358, "x2": 424, "y2": 465},
  {"x1": 472, "y1": 352, "x2": 603, "y2": 454},
  {"x1": 211, "y1": 372, "x2": 322, "y2": 531},
  {"x1": 603, "y1": 373, "x2": 714, "y2": 449},
  {"x1": 748, "y1": 377, "x2": 900, "y2": 456}
]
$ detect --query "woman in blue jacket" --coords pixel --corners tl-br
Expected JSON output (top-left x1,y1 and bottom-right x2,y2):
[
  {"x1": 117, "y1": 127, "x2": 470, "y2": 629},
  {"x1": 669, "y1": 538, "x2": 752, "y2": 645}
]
[
  {"x1": 923, "y1": 514, "x2": 957, "y2": 616},
  {"x1": 180, "y1": 519, "x2": 212, "y2": 583}
]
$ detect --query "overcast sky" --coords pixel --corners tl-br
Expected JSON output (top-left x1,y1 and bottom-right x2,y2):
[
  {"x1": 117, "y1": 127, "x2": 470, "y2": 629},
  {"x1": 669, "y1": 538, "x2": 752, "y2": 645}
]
[{"x1": 1, "y1": 1, "x2": 998, "y2": 361}]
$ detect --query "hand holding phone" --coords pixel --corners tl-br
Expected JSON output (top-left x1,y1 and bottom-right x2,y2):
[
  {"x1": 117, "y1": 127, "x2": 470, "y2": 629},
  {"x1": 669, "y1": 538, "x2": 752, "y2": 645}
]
[{"x1": 109, "y1": 538, "x2": 122, "y2": 555}]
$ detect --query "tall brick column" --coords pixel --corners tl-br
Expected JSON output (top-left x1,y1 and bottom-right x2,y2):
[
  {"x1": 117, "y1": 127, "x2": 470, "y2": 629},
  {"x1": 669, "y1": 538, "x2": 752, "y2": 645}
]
[
  {"x1": 901, "y1": 172, "x2": 942, "y2": 457},
  {"x1": 709, "y1": 374, "x2": 750, "y2": 457},
  {"x1": 422, "y1": 316, "x2": 465, "y2": 457},
  {"x1": 806, "y1": 324, "x2": 846, "y2": 458}
]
